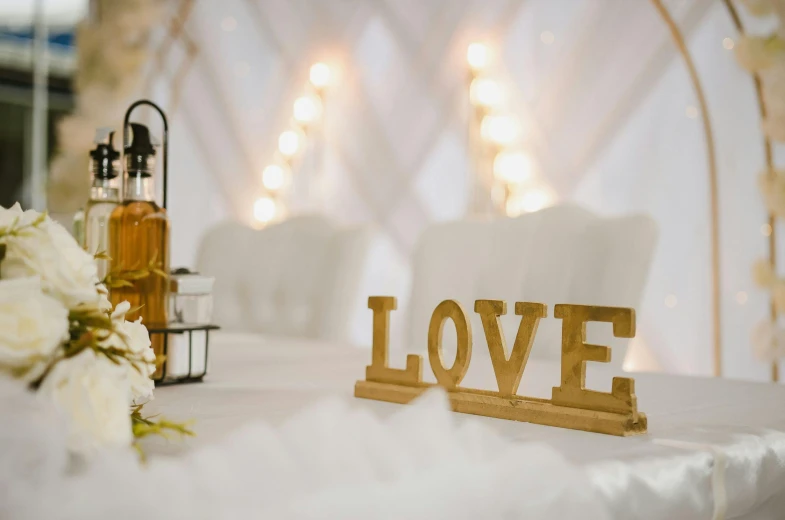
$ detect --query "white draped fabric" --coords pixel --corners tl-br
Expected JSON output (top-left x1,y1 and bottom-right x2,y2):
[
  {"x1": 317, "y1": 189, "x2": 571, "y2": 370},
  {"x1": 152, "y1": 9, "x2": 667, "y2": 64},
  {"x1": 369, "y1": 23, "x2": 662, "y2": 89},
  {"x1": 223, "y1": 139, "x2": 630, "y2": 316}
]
[
  {"x1": 5, "y1": 332, "x2": 785, "y2": 518},
  {"x1": 150, "y1": 0, "x2": 782, "y2": 380},
  {"x1": 138, "y1": 333, "x2": 785, "y2": 519}
]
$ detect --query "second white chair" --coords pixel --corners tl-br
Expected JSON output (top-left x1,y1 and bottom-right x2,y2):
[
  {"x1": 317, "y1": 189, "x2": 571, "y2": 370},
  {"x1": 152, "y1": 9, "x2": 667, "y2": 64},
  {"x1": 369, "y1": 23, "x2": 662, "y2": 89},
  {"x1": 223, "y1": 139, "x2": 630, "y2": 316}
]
[{"x1": 406, "y1": 204, "x2": 658, "y2": 368}]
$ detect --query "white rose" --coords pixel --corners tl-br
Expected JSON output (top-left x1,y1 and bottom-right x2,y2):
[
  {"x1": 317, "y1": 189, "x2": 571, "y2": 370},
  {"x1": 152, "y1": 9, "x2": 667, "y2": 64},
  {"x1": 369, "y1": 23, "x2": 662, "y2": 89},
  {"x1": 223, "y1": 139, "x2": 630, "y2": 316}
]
[
  {"x1": 0, "y1": 277, "x2": 68, "y2": 382},
  {"x1": 102, "y1": 301, "x2": 155, "y2": 403},
  {"x1": 38, "y1": 349, "x2": 132, "y2": 454},
  {"x1": 97, "y1": 284, "x2": 112, "y2": 312},
  {"x1": 741, "y1": 0, "x2": 777, "y2": 17},
  {"x1": 751, "y1": 319, "x2": 785, "y2": 361},
  {"x1": 122, "y1": 318, "x2": 155, "y2": 403},
  {"x1": 752, "y1": 258, "x2": 776, "y2": 288},
  {"x1": 735, "y1": 36, "x2": 785, "y2": 72},
  {"x1": 763, "y1": 114, "x2": 785, "y2": 143},
  {"x1": 773, "y1": 281, "x2": 785, "y2": 316},
  {"x1": 0, "y1": 204, "x2": 101, "y2": 308},
  {"x1": 758, "y1": 171, "x2": 785, "y2": 218}
]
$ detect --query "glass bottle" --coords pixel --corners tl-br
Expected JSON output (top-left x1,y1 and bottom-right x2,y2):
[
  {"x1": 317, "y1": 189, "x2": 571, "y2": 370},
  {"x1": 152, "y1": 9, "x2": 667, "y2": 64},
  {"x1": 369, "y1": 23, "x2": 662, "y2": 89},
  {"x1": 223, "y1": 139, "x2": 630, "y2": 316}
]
[
  {"x1": 72, "y1": 208, "x2": 85, "y2": 246},
  {"x1": 109, "y1": 123, "x2": 170, "y2": 375},
  {"x1": 84, "y1": 129, "x2": 120, "y2": 280}
]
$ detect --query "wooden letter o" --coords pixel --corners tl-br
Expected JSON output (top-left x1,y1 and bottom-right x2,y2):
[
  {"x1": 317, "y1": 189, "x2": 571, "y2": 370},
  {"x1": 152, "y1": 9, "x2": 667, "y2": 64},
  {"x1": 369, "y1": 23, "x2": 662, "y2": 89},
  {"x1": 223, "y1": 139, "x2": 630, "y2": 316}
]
[{"x1": 428, "y1": 300, "x2": 472, "y2": 390}]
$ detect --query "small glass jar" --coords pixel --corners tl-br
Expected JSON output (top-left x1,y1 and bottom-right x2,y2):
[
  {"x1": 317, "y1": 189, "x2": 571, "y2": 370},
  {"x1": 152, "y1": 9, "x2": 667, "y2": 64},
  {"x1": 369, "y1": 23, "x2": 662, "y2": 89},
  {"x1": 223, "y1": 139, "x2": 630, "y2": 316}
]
[
  {"x1": 170, "y1": 268, "x2": 214, "y2": 325},
  {"x1": 166, "y1": 268, "x2": 214, "y2": 380}
]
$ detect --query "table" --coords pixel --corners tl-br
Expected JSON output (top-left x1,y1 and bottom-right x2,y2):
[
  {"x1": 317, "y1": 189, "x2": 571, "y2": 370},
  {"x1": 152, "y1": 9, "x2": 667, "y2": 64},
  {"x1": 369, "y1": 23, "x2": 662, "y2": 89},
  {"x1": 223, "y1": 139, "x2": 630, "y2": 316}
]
[{"x1": 144, "y1": 332, "x2": 785, "y2": 519}]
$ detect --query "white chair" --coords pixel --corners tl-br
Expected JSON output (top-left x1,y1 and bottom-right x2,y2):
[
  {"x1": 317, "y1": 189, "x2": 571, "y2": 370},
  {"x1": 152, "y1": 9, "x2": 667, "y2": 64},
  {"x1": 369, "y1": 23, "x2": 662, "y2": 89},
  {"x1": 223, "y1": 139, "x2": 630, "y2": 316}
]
[
  {"x1": 406, "y1": 205, "x2": 657, "y2": 368},
  {"x1": 196, "y1": 216, "x2": 374, "y2": 344}
]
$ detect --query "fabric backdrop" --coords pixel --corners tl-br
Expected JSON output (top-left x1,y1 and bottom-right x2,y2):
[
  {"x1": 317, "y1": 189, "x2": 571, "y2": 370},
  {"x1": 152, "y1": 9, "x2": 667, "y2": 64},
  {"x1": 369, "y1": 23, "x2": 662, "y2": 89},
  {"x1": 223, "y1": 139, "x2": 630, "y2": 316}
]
[{"x1": 145, "y1": 0, "x2": 781, "y2": 382}]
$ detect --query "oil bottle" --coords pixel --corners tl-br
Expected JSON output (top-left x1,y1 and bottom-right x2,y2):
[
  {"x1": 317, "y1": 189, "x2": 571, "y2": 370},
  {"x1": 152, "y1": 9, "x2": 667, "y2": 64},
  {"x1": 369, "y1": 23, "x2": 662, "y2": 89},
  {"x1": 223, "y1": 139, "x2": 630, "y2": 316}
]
[
  {"x1": 109, "y1": 122, "x2": 170, "y2": 372},
  {"x1": 84, "y1": 128, "x2": 120, "y2": 280}
]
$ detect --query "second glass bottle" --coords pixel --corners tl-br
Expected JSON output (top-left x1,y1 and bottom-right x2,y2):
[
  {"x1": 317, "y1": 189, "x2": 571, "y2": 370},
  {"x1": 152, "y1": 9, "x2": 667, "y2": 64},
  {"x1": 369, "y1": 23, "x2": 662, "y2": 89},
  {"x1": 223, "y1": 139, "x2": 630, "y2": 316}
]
[{"x1": 109, "y1": 122, "x2": 170, "y2": 373}]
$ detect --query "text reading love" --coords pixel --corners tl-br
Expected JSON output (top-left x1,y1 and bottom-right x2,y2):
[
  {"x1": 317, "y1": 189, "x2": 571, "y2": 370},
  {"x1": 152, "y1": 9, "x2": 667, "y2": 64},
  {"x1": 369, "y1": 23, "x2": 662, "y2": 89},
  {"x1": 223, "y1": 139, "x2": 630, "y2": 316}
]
[{"x1": 354, "y1": 296, "x2": 646, "y2": 436}]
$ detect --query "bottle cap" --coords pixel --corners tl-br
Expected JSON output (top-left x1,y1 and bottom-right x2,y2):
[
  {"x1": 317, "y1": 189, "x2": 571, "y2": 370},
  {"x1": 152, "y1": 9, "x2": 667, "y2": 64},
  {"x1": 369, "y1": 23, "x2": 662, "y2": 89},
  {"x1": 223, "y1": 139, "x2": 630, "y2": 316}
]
[
  {"x1": 89, "y1": 128, "x2": 120, "y2": 179},
  {"x1": 124, "y1": 123, "x2": 157, "y2": 177}
]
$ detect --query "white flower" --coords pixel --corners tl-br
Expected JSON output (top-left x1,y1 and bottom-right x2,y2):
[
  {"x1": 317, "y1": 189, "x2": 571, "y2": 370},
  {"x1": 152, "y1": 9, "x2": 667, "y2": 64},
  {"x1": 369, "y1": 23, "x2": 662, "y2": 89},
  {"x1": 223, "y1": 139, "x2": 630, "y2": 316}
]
[
  {"x1": 102, "y1": 301, "x2": 155, "y2": 403},
  {"x1": 0, "y1": 204, "x2": 101, "y2": 308},
  {"x1": 38, "y1": 349, "x2": 132, "y2": 454},
  {"x1": 122, "y1": 318, "x2": 155, "y2": 402},
  {"x1": 735, "y1": 36, "x2": 785, "y2": 71},
  {"x1": 752, "y1": 319, "x2": 785, "y2": 361},
  {"x1": 763, "y1": 114, "x2": 785, "y2": 142},
  {"x1": 0, "y1": 277, "x2": 68, "y2": 382},
  {"x1": 111, "y1": 300, "x2": 131, "y2": 321},
  {"x1": 741, "y1": 0, "x2": 778, "y2": 17},
  {"x1": 758, "y1": 170, "x2": 785, "y2": 217},
  {"x1": 753, "y1": 258, "x2": 777, "y2": 287},
  {"x1": 97, "y1": 284, "x2": 112, "y2": 312},
  {"x1": 773, "y1": 281, "x2": 785, "y2": 315}
]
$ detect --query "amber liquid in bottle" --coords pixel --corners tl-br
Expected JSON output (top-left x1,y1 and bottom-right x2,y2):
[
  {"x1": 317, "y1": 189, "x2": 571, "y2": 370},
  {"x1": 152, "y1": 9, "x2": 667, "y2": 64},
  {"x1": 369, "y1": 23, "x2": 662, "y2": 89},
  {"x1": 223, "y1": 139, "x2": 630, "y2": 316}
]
[{"x1": 109, "y1": 176, "x2": 169, "y2": 377}]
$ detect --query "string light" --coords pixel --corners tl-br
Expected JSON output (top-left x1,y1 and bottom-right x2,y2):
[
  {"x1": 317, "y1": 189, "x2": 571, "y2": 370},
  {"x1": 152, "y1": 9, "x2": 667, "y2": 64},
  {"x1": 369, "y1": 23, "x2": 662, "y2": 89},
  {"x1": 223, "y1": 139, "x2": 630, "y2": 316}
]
[
  {"x1": 469, "y1": 78, "x2": 503, "y2": 108},
  {"x1": 467, "y1": 43, "x2": 490, "y2": 72},
  {"x1": 504, "y1": 187, "x2": 553, "y2": 216},
  {"x1": 664, "y1": 294, "x2": 678, "y2": 308},
  {"x1": 540, "y1": 31, "x2": 554, "y2": 44},
  {"x1": 262, "y1": 163, "x2": 289, "y2": 191},
  {"x1": 256, "y1": 62, "x2": 333, "y2": 223},
  {"x1": 309, "y1": 63, "x2": 331, "y2": 88},
  {"x1": 481, "y1": 115, "x2": 519, "y2": 146},
  {"x1": 723, "y1": 37, "x2": 734, "y2": 50},
  {"x1": 519, "y1": 188, "x2": 552, "y2": 213},
  {"x1": 253, "y1": 196, "x2": 277, "y2": 223},
  {"x1": 293, "y1": 95, "x2": 323, "y2": 124},
  {"x1": 493, "y1": 151, "x2": 532, "y2": 184},
  {"x1": 278, "y1": 129, "x2": 303, "y2": 157}
]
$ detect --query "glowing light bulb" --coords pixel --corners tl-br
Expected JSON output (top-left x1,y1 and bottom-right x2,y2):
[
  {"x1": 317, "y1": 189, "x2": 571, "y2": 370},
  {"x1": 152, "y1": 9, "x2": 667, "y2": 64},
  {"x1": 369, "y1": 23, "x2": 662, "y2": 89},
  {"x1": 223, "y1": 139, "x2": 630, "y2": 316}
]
[
  {"x1": 481, "y1": 115, "x2": 519, "y2": 146},
  {"x1": 723, "y1": 37, "x2": 734, "y2": 50},
  {"x1": 469, "y1": 78, "x2": 503, "y2": 108},
  {"x1": 467, "y1": 43, "x2": 489, "y2": 71},
  {"x1": 262, "y1": 163, "x2": 289, "y2": 191},
  {"x1": 540, "y1": 31, "x2": 554, "y2": 44},
  {"x1": 493, "y1": 151, "x2": 532, "y2": 184},
  {"x1": 293, "y1": 95, "x2": 322, "y2": 124},
  {"x1": 278, "y1": 129, "x2": 302, "y2": 157},
  {"x1": 519, "y1": 188, "x2": 552, "y2": 213},
  {"x1": 664, "y1": 294, "x2": 678, "y2": 308},
  {"x1": 309, "y1": 63, "x2": 331, "y2": 88},
  {"x1": 506, "y1": 187, "x2": 553, "y2": 216},
  {"x1": 253, "y1": 196, "x2": 277, "y2": 223}
]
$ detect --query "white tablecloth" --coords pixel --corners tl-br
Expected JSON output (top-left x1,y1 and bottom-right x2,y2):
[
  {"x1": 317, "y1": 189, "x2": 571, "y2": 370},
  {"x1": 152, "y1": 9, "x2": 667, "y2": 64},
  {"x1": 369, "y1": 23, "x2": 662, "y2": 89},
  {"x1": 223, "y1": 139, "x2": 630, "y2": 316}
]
[{"x1": 144, "y1": 332, "x2": 785, "y2": 519}]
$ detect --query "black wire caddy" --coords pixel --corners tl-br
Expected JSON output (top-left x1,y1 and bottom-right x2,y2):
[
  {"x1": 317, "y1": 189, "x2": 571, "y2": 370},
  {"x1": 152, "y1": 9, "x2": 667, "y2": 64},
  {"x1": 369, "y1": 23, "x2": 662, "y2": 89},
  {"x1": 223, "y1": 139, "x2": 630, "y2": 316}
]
[{"x1": 123, "y1": 99, "x2": 219, "y2": 386}]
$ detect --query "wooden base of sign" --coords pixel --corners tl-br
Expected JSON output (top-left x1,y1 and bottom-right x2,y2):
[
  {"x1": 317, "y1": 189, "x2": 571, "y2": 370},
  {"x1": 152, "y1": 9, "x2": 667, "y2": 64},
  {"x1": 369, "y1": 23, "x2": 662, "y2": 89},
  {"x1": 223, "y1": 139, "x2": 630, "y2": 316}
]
[{"x1": 355, "y1": 380, "x2": 647, "y2": 437}]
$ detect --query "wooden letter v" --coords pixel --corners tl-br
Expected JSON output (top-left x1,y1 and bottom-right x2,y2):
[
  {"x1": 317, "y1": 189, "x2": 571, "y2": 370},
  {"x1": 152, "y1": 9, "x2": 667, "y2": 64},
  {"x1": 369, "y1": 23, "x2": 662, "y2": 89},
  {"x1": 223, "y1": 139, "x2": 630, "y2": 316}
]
[{"x1": 474, "y1": 300, "x2": 547, "y2": 396}]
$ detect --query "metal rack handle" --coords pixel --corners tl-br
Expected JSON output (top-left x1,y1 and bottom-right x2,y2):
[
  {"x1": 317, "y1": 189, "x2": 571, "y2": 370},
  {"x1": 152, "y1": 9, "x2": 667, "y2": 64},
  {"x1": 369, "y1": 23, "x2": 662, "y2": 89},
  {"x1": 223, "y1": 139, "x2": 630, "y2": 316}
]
[{"x1": 122, "y1": 99, "x2": 169, "y2": 209}]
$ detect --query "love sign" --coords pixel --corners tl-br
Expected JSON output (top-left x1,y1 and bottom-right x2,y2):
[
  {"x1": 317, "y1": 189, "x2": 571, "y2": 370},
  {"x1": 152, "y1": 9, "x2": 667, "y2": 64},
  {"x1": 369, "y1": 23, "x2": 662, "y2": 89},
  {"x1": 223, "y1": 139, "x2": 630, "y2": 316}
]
[{"x1": 354, "y1": 296, "x2": 646, "y2": 436}]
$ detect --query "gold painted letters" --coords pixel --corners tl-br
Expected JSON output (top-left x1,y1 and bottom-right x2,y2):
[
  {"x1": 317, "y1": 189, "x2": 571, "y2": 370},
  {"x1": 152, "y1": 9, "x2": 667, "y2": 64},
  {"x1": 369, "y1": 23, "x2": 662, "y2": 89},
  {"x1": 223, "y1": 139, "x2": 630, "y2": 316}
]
[{"x1": 356, "y1": 297, "x2": 647, "y2": 436}]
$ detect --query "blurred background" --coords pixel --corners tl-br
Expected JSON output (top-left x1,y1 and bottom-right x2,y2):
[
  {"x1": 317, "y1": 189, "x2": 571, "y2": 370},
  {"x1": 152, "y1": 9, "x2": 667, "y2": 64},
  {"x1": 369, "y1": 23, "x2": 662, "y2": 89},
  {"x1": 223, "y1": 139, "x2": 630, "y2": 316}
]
[{"x1": 1, "y1": 0, "x2": 782, "y2": 382}]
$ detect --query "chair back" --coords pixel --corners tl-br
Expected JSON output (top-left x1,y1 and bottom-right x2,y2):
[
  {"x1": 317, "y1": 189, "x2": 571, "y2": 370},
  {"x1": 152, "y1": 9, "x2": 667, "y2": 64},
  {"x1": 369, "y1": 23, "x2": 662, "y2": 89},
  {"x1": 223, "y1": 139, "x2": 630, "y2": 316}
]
[
  {"x1": 407, "y1": 205, "x2": 657, "y2": 367},
  {"x1": 196, "y1": 216, "x2": 374, "y2": 343}
]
